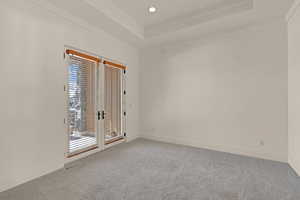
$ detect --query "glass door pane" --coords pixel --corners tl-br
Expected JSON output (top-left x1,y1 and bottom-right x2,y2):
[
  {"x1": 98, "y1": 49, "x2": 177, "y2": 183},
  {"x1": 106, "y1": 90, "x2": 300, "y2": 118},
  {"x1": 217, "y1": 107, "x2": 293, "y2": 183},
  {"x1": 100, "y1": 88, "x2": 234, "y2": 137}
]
[
  {"x1": 104, "y1": 65, "x2": 122, "y2": 144},
  {"x1": 67, "y1": 56, "x2": 97, "y2": 154}
]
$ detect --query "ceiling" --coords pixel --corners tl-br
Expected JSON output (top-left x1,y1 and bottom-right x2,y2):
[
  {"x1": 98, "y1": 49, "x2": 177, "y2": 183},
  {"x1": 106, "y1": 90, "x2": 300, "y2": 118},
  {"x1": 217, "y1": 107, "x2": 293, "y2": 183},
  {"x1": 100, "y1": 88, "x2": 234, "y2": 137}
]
[
  {"x1": 27, "y1": 0, "x2": 294, "y2": 47},
  {"x1": 111, "y1": 0, "x2": 241, "y2": 27}
]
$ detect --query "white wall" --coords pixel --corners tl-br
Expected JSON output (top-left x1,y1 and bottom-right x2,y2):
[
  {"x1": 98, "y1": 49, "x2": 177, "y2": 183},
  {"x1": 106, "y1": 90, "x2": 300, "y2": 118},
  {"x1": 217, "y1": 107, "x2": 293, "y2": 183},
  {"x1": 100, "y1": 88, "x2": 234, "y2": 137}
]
[
  {"x1": 287, "y1": 0, "x2": 300, "y2": 175},
  {"x1": 140, "y1": 19, "x2": 288, "y2": 162},
  {"x1": 0, "y1": 1, "x2": 139, "y2": 192}
]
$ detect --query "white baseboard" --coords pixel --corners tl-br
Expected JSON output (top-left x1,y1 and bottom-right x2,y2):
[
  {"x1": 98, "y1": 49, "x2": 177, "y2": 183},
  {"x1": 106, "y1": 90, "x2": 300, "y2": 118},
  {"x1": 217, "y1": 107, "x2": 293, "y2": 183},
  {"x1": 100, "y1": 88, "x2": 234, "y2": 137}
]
[
  {"x1": 1, "y1": 135, "x2": 140, "y2": 193},
  {"x1": 0, "y1": 165, "x2": 64, "y2": 193},
  {"x1": 141, "y1": 134, "x2": 286, "y2": 163},
  {"x1": 0, "y1": 134, "x2": 286, "y2": 193},
  {"x1": 127, "y1": 134, "x2": 139, "y2": 142},
  {"x1": 289, "y1": 155, "x2": 300, "y2": 176}
]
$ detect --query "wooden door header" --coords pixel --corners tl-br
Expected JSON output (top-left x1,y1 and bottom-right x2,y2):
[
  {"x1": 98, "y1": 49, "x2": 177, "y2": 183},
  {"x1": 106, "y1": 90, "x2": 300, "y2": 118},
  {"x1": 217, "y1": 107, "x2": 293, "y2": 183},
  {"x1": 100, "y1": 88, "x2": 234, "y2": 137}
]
[
  {"x1": 66, "y1": 49, "x2": 127, "y2": 70},
  {"x1": 66, "y1": 49, "x2": 101, "y2": 63}
]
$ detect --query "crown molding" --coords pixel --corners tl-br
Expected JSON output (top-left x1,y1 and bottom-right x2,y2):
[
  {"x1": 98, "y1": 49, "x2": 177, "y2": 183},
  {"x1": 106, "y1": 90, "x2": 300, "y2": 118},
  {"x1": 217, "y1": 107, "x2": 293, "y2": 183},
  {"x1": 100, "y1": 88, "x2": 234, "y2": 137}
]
[
  {"x1": 29, "y1": 0, "x2": 99, "y2": 33},
  {"x1": 23, "y1": 0, "x2": 144, "y2": 47},
  {"x1": 83, "y1": 0, "x2": 144, "y2": 39},
  {"x1": 5, "y1": 0, "x2": 292, "y2": 47},
  {"x1": 286, "y1": 0, "x2": 300, "y2": 22},
  {"x1": 145, "y1": 0, "x2": 253, "y2": 38},
  {"x1": 142, "y1": 14, "x2": 284, "y2": 48}
]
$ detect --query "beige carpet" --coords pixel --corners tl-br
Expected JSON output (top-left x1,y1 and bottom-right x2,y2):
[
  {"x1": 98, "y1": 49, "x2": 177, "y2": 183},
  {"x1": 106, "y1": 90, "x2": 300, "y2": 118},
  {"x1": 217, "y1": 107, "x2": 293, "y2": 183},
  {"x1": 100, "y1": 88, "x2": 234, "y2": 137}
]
[{"x1": 1, "y1": 138, "x2": 300, "y2": 200}]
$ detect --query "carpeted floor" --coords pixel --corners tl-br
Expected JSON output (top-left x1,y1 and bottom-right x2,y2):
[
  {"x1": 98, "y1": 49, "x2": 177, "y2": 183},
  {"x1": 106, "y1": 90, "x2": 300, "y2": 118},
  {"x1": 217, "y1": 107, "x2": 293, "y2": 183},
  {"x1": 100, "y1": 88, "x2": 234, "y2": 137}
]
[{"x1": 1, "y1": 138, "x2": 300, "y2": 200}]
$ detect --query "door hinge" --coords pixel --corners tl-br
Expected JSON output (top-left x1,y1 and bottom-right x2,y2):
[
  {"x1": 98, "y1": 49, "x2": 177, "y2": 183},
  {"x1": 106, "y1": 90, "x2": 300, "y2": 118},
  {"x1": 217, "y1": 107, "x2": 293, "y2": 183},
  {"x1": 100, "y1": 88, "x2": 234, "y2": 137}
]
[
  {"x1": 64, "y1": 85, "x2": 66, "y2": 91},
  {"x1": 63, "y1": 52, "x2": 66, "y2": 59}
]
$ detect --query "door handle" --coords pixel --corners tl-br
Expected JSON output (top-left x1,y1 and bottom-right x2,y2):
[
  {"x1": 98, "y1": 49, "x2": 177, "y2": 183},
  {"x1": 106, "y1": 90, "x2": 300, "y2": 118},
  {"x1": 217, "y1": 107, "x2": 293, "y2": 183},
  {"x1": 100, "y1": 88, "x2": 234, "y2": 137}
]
[
  {"x1": 101, "y1": 110, "x2": 105, "y2": 120},
  {"x1": 97, "y1": 111, "x2": 105, "y2": 120},
  {"x1": 97, "y1": 111, "x2": 101, "y2": 120}
]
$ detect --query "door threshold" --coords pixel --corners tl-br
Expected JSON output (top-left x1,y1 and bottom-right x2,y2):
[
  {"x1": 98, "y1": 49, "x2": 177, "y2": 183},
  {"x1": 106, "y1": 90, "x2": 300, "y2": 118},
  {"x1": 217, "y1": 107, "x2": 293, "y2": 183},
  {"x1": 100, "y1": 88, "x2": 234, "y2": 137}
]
[
  {"x1": 65, "y1": 145, "x2": 101, "y2": 164},
  {"x1": 105, "y1": 136, "x2": 125, "y2": 145},
  {"x1": 104, "y1": 137, "x2": 126, "y2": 149},
  {"x1": 67, "y1": 145, "x2": 99, "y2": 158}
]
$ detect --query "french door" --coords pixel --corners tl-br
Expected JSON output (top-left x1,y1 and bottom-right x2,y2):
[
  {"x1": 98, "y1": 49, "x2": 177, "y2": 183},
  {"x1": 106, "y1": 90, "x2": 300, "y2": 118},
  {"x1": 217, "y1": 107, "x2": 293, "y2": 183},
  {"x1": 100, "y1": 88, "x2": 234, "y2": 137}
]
[
  {"x1": 104, "y1": 64, "x2": 124, "y2": 144},
  {"x1": 65, "y1": 49, "x2": 126, "y2": 157}
]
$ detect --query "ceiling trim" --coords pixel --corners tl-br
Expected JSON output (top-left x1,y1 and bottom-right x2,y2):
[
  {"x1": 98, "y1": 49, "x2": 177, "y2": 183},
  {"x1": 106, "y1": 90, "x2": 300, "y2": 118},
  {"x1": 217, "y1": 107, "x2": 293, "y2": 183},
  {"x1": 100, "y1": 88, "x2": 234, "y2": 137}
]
[
  {"x1": 145, "y1": 0, "x2": 253, "y2": 38},
  {"x1": 83, "y1": 0, "x2": 144, "y2": 39},
  {"x1": 15, "y1": 0, "x2": 293, "y2": 48},
  {"x1": 26, "y1": 0, "x2": 144, "y2": 46},
  {"x1": 28, "y1": 0, "x2": 104, "y2": 34},
  {"x1": 142, "y1": 16, "x2": 285, "y2": 48}
]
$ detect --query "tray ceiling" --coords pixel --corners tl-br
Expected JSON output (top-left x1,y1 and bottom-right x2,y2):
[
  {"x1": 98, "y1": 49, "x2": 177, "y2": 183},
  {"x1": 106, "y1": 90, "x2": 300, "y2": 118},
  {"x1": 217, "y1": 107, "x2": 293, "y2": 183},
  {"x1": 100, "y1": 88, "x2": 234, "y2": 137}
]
[{"x1": 24, "y1": 0, "x2": 294, "y2": 47}]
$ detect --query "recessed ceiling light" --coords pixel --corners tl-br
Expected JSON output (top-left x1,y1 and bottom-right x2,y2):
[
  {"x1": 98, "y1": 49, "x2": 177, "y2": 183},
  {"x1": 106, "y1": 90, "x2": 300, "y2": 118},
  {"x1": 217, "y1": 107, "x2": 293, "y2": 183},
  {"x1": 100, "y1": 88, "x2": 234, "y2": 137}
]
[{"x1": 148, "y1": 6, "x2": 157, "y2": 13}]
